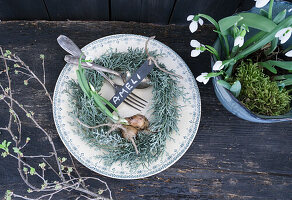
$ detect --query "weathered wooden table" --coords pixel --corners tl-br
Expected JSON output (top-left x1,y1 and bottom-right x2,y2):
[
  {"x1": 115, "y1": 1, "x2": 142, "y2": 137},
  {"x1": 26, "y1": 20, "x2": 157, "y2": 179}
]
[{"x1": 0, "y1": 21, "x2": 291, "y2": 199}]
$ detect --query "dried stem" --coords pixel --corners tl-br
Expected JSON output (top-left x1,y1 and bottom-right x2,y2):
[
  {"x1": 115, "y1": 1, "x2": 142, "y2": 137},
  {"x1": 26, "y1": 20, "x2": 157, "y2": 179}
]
[{"x1": 145, "y1": 36, "x2": 183, "y2": 79}]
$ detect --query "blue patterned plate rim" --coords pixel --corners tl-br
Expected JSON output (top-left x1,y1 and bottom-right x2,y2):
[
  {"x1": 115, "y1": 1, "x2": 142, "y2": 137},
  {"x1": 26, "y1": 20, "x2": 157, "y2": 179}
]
[{"x1": 53, "y1": 34, "x2": 201, "y2": 179}]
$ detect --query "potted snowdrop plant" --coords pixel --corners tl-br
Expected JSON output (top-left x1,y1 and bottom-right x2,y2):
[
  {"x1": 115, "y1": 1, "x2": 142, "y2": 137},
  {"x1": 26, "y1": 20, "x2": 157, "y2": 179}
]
[{"x1": 188, "y1": 0, "x2": 292, "y2": 123}]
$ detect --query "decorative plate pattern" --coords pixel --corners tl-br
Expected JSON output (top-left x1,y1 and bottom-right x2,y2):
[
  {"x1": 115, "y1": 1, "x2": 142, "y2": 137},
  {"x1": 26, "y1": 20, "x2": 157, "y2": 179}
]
[{"x1": 53, "y1": 34, "x2": 201, "y2": 179}]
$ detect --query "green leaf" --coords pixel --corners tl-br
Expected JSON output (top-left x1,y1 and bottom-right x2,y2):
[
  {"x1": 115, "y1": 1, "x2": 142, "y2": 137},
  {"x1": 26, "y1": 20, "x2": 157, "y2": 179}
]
[
  {"x1": 218, "y1": 16, "x2": 243, "y2": 34},
  {"x1": 55, "y1": 184, "x2": 62, "y2": 190},
  {"x1": 278, "y1": 79, "x2": 292, "y2": 87},
  {"x1": 230, "y1": 80, "x2": 241, "y2": 97},
  {"x1": 265, "y1": 38, "x2": 278, "y2": 55},
  {"x1": 30, "y1": 167, "x2": 35, "y2": 175},
  {"x1": 241, "y1": 31, "x2": 266, "y2": 49},
  {"x1": 237, "y1": 13, "x2": 276, "y2": 32},
  {"x1": 197, "y1": 14, "x2": 219, "y2": 30},
  {"x1": 273, "y1": 74, "x2": 292, "y2": 81},
  {"x1": 234, "y1": 15, "x2": 292, "y2": 61},
  {"x1": 6, "y1": 141, "x2": 11, "y2": 148},
  {"x1": 258, "y1": 62, "x2": 277, "y2": 74},
  {"x1": 273, "y1": 9, "x2": 286, "y2": 24},
  {"x1": 5, "y1": 190, "x2": 12, "y2": 200},
  {"x1": 206, "y1": 71, "x2": 224, "y2": 78},
  {"x1": 76, "y1": 70, "x2": 90, "y2": 98},
  {"x1": 260, "y1": 9, "x2": 269, "y2": 18},
  {"x1": 98, "y1": 95, "x2": 119, "y2": 114},
  {"x1": 1, "y1": 152, "x2": 8, "y2": 157},
  {"x1": 91, "y1": 91, "x2": 117, "y2": 122},
  {"x1": 23, "y1": 167, "x2": 28, "y2": 174},
  {"x1": 39, "y1": 162, "x2": 46, "y2": 169},
  {"x1": 12, "y1": 147, "x2": 23, "y2": 157},
  {"x1": 61, "y1": 157, "x2": 67, "y2": 163},
  {"x1": 217, "y1": 80, "x2": 231, "y2": 90},
  {"x1": 67, "y1": 167, "x2": 73, "y2": 173},
  {"x1": 265, "y1": 60, "x2": 292, "y2": 70}
]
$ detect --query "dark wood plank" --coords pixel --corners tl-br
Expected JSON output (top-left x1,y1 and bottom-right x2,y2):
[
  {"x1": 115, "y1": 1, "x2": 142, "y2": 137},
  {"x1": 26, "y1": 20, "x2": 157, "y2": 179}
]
[
  {"x1": 140, "y1": 0, "x2": 175, "y2": 24},
  {"x1": 0, "y1": 0, "x2": 49, "y2": 20},
  {"x1": 111, "y1": 0, "x2": 142, "y2": 22},
  {"x1": 111, "y1": 0, "x2": 175, "y2": 24},
  {"x1": 44, "y1": 0, "x2": 109, "y2": 20},
  {"x1": 170, "y1": 0, "x2": 242, "y2": 24},
  {"x1": 0, "y1": 21, "x2": 292, "y2": 199}
]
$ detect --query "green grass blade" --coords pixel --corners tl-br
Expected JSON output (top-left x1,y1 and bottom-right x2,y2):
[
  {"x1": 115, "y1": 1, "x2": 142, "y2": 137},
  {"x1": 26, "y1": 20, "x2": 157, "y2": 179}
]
[
  {"x1": 260, "y1": 9, "x2": 269, "y2": 18},
  {"x1": 230, "y1": 80, "x2": 241, "y2": 97},
  {"x1": 267, "y1": 60, "x2": 292, "y2": 70},
  {"x1": 278, "y1": 79, "x2": 292, "y2": 87},
  {"x1": 198, "y1": 14, "x2": 219, "y2": 30},
  {"x1": 241, "y1": 31, "x2": 266, "y2": 49},
  {"x1": 234, "y1": 15, "x2": 292, "y2": 61},
  {"x1": 76, "y1": 70, "x2": 90, "y2": 97},
  {"x1": 258, "y1": 61, "x2": 277, "y2": 74},
  {"x1": 273, "y1": 9, "x2": 286, "y2": 24},
  {"x1": 206, "y1": 71, "x2": 224, "y2": 78},
  {"x1": 273, "y1": 74, "x2": 292, "y2": 81},
  {"x1": 265, "y1": 38, "x2": 278, "y2": 55},
  {"x1": 98, "y1": 95, "x2": 119, "y2": 113},
  {"x1": 217, "y1": 80, "x2": 231, "y2": 90},
  {"x1": 90, "y1": 91, "x2": 117, "y2": 121},
  {"x1": 218, "y1": 16, "x2": 243, "y2": 34},
  {"x1": 237, "y1": 13, "x2": 276, "y2": 32}
]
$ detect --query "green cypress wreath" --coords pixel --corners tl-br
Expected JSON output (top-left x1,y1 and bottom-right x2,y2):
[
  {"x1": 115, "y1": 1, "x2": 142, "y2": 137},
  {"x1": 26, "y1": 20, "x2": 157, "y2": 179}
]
[{"x1": 67, "y1": 48, "x2": 184, "y2": 168}]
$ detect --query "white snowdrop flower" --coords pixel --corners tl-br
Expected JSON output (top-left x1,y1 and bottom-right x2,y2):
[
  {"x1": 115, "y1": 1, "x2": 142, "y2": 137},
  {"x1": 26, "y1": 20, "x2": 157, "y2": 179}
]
[
  {"x1": 234, "y1": 36, "x2": 244, "y2": 47},
  {"x1": 275, "y1": 27, "x2": 292, "y2": 44},
  {"x1": 190, "y1": 40, "x2": 205, "y2": 57},
  {"x1": 187, "y1": 15, "x2": 204, "y2": 33},
  {"x1": 196, "y1": 72, "x2": 210, "y2": 84},
  {"x1": 234, "y1": 29, "x2": 246, "y2": 47},
  {"x1": 289, "y1": 8, "x2": 292, "y2": 12},
  {"x1": 285, "y1": 50, "x2": 292, "y2": 57},
  {"x1": 213, "y1": 61, "x2": 224, "y2": 71},
  {"x1": 254, "y1": 0, "x2": 270, "y2": 8}
]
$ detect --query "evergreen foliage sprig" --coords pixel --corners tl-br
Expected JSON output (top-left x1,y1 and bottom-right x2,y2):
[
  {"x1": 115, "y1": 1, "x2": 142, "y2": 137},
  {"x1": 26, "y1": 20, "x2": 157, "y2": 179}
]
[{"x1": 67, "y1": 48, "x2": 184, "y2": 168}]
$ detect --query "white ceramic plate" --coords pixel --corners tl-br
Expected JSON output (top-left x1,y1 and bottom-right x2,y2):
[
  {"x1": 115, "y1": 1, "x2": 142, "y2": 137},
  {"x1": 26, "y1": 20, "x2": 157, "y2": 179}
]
[{"x1": 53, "y1": 34, "x2": 201, "y2": 179}]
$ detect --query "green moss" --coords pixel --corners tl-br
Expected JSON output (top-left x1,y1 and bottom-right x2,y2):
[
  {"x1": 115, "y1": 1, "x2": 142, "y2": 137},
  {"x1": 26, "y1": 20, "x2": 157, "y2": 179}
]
[{"x1": 233, "y1": 60, "x2": 291, "y2": 116}]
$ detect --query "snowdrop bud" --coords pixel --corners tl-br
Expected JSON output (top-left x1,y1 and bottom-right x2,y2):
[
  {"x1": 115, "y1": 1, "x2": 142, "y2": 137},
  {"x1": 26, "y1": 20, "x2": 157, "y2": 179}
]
[
  {"x1": 213, "y1": 61, "x2": 224, "y2": 71},
  {"x1": 285, "y1": 50, "x2": 292, "y2": 57},
  {"x1": 196, "y1": 73, "x2": 210, "y2": 84},
  {"x1": 254, "y1": 0, "x2": 270, "y2": 8},
  {"x1": 190, "y1": 40, "x2": 200, "y2": 48},
  {"x1": 190, "y1": 40, "x2": 205, "y2": 57},
  {"x1": 188, "y1": 17, "x2": 204, "y2": 33},
  {"x1": 187, "y1": 15, "x2": 194, "y2": 21},
  {"x1": 234, "y1": 36, "x2": 244, "y2": 47}
]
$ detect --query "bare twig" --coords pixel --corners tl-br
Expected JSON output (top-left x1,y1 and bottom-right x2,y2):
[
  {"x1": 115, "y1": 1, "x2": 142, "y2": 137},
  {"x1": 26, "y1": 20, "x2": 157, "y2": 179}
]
[
  {"x1": 145, "y1": 36, "x2": 183, "y2": 79},
  {"x1": 0, "y1": 49, "x2": 111, "y2": 199}
]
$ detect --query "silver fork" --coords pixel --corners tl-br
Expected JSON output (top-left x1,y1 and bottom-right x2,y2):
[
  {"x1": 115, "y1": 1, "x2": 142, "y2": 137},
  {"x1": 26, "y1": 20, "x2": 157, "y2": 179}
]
[
  {"x1": 57, "y1": 35, "x2": 148, "y2": 111},
  {"x1": 98, "y1": 71, "x2": 148, "y2": 111}
]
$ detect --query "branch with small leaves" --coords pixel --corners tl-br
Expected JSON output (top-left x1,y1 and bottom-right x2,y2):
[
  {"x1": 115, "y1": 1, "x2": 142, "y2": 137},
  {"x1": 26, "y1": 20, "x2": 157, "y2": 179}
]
[{"x1": 0, "y1": 47, "x2": 112, "y2": 200}]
